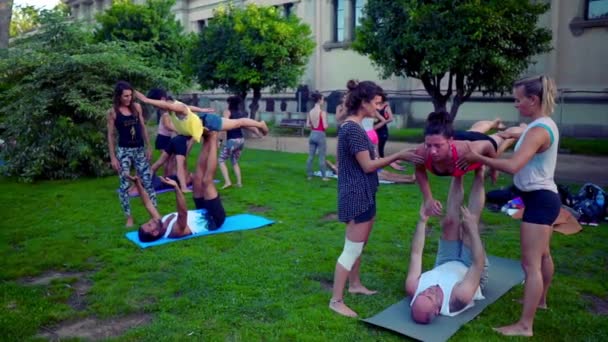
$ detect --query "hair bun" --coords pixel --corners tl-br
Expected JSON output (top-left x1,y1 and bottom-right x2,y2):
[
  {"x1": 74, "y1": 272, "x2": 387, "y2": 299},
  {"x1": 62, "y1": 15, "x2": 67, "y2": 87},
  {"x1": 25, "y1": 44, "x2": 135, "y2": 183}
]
[{"x1": 346, "y1": 79, "x2": 359, "y2": 91}]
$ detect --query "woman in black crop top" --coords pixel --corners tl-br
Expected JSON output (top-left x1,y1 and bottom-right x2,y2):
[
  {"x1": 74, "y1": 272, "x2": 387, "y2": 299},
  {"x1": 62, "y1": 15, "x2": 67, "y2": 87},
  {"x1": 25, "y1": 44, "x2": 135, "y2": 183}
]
[{"x1": 107, "y1": 81, "x2": 156, "y2": 227}]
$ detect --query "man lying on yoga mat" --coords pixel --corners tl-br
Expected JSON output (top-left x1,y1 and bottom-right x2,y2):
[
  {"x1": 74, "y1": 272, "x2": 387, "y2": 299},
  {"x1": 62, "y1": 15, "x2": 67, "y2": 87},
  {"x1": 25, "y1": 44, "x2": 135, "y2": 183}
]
[
  {"x1": 132, "y1": 131, "x2": 226, "y2": 242},
  {"x1": 405, "y1": 173, "x2": 488, "y2": 324}
]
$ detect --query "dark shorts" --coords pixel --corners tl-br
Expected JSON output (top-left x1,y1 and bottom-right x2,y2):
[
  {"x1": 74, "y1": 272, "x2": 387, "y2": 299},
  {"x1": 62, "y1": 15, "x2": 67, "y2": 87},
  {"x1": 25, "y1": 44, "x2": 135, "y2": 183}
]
[
  {"x1": 164, "y1": 135, "x2": 191, "y2": 156},
  {"x1": 354, "y1": 201, "x2": 376, "y2": 224},
  {"x1": 194, "y1": 195, "x2": 226, "y2": 230},
  {"x1": 155, "y1": 134, "x2": 171, "y2": 151},
  {"x1": 515, "y1": 188, "x2": 561, "y2": 225},
  {"x1": 198, "y1": 113, "x2": 223, "y2": 132},
  {"x1": 454, "y1": 131, "x2": 498, "y2": 152}
]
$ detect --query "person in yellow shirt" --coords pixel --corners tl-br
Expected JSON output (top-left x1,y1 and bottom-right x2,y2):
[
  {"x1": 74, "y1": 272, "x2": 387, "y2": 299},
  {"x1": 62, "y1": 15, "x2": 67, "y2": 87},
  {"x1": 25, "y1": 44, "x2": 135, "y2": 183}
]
[
  {"x1": 134, "y1": 89, "x2": 269, "y2": 192},
  {"x1": 135, "y1": 89, "x2": 268, "y2": 140}
]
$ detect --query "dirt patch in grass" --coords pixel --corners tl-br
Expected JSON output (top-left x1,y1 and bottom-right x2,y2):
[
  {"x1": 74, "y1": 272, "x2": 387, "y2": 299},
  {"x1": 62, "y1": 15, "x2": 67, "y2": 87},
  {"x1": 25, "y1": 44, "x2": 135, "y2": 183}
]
[
  {"x1": 582, "y1": 294, "x2": 608, "y2": 316},
  {"x1": 248, "y1": 205, "x2": 271, "y2": 213},
  {"x1": 38, "y1": 314, "x2": 152, "y2": 341},
  {"x1": 67, "y1": 278, "x2": 93, "y2": 311},
  {"x1": 21, "y1": 271, "x2": 92, "y2": 311},
  {"x1": 21, "y1": 271, "x2": 88, "y2": 286},
  {"x1": 322, "y1": 212, "x2": 338, "y2": 221}
]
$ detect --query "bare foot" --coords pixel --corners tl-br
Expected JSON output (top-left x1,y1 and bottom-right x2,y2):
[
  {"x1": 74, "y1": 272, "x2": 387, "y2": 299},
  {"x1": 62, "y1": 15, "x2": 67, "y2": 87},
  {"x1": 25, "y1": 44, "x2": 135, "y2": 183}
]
[
  {"x1": 329, "y1": 299, "x2": 358, "y2": 318},
  {"x1": 513, "y1": 298, "x2": 548, "y2": 309},
  {"x1": 181, "y1": 188, "x2": 192, "y2": 193},
  {"x1": 348, "y1": 285, "x2": 377, "y2": 295},
  {"x1": 493, "y1": 322, "x2": 533, "y2": 337},
  {"x1": 222, "y1": 183, "x2": 232, "y2": 189},
  {"x1": 495, "y1": 118, "x2": 506, "y2": 130},
  {"x1": 259, "y1": 121, "x2": 269, "y2": 136},
  {"x1": 322, "y1": 177, "x2": 330, "y2": 182},
  {"x1": 125, "y1": 216, "x2": 134, "y2": 228}
]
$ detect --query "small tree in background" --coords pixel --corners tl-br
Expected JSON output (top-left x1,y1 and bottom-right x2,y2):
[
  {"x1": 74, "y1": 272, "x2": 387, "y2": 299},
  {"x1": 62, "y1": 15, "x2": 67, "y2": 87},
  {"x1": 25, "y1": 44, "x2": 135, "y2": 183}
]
[
  {"x1": 354, "y1": 0, "x2": 553, "y2": 119},
  {"x1": 193, "y1": 4, "x2": 315, "y2": 118},
  {"x1": 94, "y1": 0, "x2": 195, "y2": 81},
  {"x1": 0, "y1": 11, "x2": 182, "y2": 182}
]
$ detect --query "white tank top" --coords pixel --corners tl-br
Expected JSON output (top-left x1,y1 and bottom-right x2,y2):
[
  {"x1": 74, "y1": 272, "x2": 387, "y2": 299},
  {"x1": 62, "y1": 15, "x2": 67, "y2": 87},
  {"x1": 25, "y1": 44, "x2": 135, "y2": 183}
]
[
  {"x1": 411, "y1": 261, "x2": 484, "y2": 316},
  {"x1": 361, "y1": 117, "x2": 374, "y2": 131},
  {"x1": 513, "y1": 117, "x2": 559, "y2": 193},
  {"x1": 162, "y1": 210, "x2": 208, "y2": 238}
]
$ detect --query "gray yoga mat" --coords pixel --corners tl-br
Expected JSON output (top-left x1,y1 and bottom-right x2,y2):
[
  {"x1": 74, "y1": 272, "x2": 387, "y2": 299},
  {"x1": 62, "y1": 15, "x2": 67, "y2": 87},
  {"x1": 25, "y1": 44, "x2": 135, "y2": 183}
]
[{"x1": 362, "y1": 255, "x2": 524, "y2": 342}]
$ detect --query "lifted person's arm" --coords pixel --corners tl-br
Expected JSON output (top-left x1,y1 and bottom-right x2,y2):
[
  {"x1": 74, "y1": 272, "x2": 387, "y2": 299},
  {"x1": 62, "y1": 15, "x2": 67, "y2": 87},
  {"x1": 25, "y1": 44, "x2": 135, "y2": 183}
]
[
  {"x1": 127, "y1": 175, "x2": 161, "y2": 220},
  {"x1": 159, "y1": 176, "x2": 190, "y2": 236},
  {"x1": 405, "y1": 205, "x2": 429, "y2": 296}
]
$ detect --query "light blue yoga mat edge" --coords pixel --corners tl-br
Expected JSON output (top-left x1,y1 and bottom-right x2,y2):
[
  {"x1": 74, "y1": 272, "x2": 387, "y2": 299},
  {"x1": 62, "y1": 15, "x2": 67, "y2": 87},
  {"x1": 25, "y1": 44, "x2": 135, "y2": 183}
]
[{"x1": 125, "y1": 213, "x2": 274, "y2": 249}]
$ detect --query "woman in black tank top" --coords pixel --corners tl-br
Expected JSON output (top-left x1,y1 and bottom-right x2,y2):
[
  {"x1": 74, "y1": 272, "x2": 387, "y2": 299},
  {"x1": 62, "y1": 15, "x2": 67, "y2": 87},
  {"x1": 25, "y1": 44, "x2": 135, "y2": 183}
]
[{"x1": 107, "y1": 81, "x2": 157, "y2": 227}]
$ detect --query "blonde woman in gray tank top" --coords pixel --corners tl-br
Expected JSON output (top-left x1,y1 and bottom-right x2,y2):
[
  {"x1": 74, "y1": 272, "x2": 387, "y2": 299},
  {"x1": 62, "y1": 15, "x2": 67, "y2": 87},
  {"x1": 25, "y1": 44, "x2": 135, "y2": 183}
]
[{"x1": 458, "y1": 75, "x2": 560, "y2": 337}]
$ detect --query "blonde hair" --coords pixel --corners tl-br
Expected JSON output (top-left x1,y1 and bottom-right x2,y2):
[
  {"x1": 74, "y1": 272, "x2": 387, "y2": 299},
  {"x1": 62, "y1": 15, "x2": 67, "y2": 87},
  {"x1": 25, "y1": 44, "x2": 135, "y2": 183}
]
[{"x1": 513, "y1": 75, "x2": 557, "y2": 116}]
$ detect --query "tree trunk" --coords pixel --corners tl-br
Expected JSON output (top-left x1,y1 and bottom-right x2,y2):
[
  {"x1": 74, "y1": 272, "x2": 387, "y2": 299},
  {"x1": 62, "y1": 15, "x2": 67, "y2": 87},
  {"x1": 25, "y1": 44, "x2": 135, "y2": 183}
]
[
  {"x1": 449, "y1": 95, "x2": 463, "y2": 121},
  {"x1": 0, "y1": 0, "x2": 13, "y2": 57},
  {"x1": 238, "y1": 90, "x2": 248, "y2": 115},
  {"x1": 249, "y1": 87, "x2": 261, "y2": 120}
]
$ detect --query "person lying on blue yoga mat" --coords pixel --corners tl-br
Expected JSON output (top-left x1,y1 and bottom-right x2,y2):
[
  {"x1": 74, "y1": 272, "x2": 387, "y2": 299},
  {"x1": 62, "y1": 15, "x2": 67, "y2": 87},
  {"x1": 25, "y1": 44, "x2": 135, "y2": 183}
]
[
  {"x1": 405, "y1": 173, "x2": 488, "y2": 324},
  {"x1": 132, "y1": 131, "x2": 226, "y2": 242}
]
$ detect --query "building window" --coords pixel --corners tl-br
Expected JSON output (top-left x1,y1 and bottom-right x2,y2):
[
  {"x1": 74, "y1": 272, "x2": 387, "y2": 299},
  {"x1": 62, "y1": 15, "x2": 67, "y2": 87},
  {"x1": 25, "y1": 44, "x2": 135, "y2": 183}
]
[
  {"x1": 586, "y1": 0, "x2": 608, "y2": 19},
  {"x1": 354, "y1": 0, "x2": 364, "y2": 27},
  {"x1": 197, "y1": 19, "x2": 207, "y2": 33},
  {"x1": 284, "y1": 3, "x2": 293, "y2": 17},
  {"x1": 335, "y1": 0, "x2": 345, "y2": 42}
]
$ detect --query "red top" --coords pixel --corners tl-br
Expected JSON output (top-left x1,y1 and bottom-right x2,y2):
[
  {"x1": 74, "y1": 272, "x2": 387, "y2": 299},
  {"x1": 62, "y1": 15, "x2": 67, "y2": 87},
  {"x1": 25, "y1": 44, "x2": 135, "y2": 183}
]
[
  {"x1": 312, "y1": 112, "x2": 326, "y2": 132},
  {"x1": 425, "y1": 144, "x2": 482, "y2": 177}
]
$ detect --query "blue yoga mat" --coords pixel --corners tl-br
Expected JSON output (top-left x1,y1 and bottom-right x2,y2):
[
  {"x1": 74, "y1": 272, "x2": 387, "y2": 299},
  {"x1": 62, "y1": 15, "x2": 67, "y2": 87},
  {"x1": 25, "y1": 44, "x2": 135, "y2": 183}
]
[{"x1": 125, "y1": 213, "x2": 274, "y2": 248}]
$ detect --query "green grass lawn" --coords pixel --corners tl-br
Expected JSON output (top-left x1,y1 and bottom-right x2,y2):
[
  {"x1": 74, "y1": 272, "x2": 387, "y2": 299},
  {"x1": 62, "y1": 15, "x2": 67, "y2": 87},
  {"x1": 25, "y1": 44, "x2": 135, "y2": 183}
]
[{"x1": 1, "y1": 147, "x2": 607, "y2": 341}]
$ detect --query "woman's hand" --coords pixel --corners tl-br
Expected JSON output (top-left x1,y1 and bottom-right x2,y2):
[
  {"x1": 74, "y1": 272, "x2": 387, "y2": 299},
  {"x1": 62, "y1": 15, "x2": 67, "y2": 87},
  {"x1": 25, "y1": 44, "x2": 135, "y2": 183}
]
[
  {"x1": 424, "y1": 199, "x2": 443, "y2": 217},
  {"x1": 159, "y1": 176, "x2": 179, "y2": 188},
  {"x1": 456, "y1": 143, "x2": 481, "y2": 170}
]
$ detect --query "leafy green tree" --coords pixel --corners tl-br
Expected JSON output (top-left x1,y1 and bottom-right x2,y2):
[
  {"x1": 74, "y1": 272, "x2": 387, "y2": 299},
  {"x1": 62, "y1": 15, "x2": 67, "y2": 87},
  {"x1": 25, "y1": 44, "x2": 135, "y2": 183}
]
[
  {"x1": 0, "y1": 11, "x2": 182, "y2": 182},
  {"x1": 10, "y1": 4, "x2": 41, "y2": 37},
  {"x1": 354, "y1": 0, "x2": 553, "y2": 119},
  {"x1": 94, "y1": 0, "x2": 195, "y2": 81},
  {"x1": 193, "y1": 4, "x2": 315, "y2": 118}
]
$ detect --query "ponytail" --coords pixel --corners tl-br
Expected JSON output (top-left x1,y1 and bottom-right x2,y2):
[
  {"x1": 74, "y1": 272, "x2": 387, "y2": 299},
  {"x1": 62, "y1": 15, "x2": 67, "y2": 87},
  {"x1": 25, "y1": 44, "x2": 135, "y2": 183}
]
[
  {"x1": 541, "y1": 76, "x2": 557, "y2": 116},
  {"x1": 514, "y1": 75, "x2": 557, "y2": 116}
]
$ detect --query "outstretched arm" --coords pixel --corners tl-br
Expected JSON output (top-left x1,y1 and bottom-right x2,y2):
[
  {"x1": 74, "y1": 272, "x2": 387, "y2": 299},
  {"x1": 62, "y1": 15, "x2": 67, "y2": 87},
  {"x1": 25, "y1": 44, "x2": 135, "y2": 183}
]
[
  {"x1": 127, "y1": 175, "x2": 161, "y2": 220},
  {"x1": 134, "y1": 90, "x2": 187, "y2": 114},
  {"x1": 188, "y1": 105, "x2": 215, "y2": 113},
  {"x1": 458, "y1": 127, "x2": 550, "y2": 175},
  {"x1": 159, "y1": 177, "x2": 189, "y2": 234},
  {"x1": 355, "y1": 148, "x2": 421, "y2": 174},
  {"x1": 450, "y1": 206, "x2": 485, "y2": 309},
  {"x1": 405, "y1": 205, "x2": 429, "y2": 296},
  {"x1": 414, "y1": 144, "x2": 443, "y2": 216}
]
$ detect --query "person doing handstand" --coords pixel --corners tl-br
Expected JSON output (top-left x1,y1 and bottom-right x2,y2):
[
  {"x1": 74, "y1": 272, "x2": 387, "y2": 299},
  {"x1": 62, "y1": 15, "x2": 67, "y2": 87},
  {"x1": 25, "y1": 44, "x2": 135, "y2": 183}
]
[{"x1": 406, "y1": 173, "x2": 488, "y2": 324}]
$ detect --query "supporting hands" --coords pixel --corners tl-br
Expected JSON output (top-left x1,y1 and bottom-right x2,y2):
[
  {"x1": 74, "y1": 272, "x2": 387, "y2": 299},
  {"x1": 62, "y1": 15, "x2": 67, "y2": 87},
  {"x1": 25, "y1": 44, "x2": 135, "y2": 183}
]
[
  {"x1": 159, "y1": 176, "x2": 179, "y2": 189},
  {"x1": 456, "y1": 142, "x2": 481, "y2": 171},
  {"x1": 460, "y1": 206, "x2": 478, "y2": 234},
  {"x1": 398, "y1": 149, "x2": 424, "y2": 165},
  {"x1": 424, "y1": 199, "x2": 443, "y2": 217}
]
